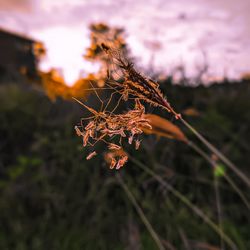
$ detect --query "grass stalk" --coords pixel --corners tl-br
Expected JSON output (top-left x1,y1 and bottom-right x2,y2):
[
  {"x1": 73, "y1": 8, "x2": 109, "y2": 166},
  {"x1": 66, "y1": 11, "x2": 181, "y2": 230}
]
[
  {"x1": 116, "y1": 173, "x2": 165, "y2": 250},
  {"x1": 180, "y1": 117, "x2": 250, "y2": 188},
  {"x1": 214, "y1": 176, "x2": 225, "y2": 250},
  {"x1": 187, "y1": 140, "x2": 250, "y2": 209},
  {"x1": 128, "y1": 155, "x2": 237, "y2": 250}
]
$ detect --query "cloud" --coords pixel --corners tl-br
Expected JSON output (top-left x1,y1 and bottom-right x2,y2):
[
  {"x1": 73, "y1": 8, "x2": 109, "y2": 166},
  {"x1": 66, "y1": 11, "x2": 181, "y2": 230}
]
[
  {"x1": 0, "y1": 0, "x2": 249, "y2": 83},
  {"x1": 0, "y1": 0, "x2": 34, "y2": 13}
]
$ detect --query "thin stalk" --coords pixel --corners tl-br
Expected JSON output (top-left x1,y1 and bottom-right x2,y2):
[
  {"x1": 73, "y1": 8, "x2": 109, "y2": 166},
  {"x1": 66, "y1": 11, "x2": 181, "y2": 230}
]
[
  {"x1": 116, "y1": 173, "x2": 165, "y2": 250},
  {"x1": 128, "y1": 155, "x2": 237, "y2": 250},
  {"x1": 214, "y1": 176, "x2": 225, "y2": 250},
  {"x1": 187, "y1": 140, "x2": 250, "y2": 210},
  {"x1": 224, "y1": 175, "x2": 250, "y2": 210},
  {"x1": 180, "y1": 117, "x2": 250, "y2": 188}
]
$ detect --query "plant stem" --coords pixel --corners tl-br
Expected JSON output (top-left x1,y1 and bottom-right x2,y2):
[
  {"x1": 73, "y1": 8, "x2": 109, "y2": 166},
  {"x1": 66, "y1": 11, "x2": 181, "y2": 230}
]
[
  {"x1": 187, "y1": 140, "x2": 250, "y2": 209},
  {"x1": 128, "y1": 155, "x2": 237, "y2": 250},
  {"x1": 116, "y1": 173, "x2": 165, "y2": 250},
  {"x1": 180, "y1": 117, "x2": 250, "y2": 187},
  {"x1": 214, "y1": 176, "x2": 225, "y2": 250}
]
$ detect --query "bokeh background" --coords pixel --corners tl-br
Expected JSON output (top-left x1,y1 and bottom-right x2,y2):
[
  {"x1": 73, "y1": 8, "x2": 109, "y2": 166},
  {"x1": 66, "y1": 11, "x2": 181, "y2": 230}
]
[
  {"x1": 0, "y1": 0, "x2": 250, "y2": 249},
  {"x1": 1, "y1": 0, "x2": 250, "y2": 84}
]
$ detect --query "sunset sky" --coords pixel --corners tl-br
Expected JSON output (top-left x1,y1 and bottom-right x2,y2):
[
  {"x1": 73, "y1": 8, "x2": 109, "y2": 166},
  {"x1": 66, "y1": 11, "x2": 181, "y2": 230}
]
[{"x1": 0, "y1": 0, "x2": 249, "y2": 85}]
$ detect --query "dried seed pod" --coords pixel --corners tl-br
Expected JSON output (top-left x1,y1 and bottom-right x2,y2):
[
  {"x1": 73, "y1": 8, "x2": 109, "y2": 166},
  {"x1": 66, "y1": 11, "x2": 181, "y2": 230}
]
[
  {"x1": 89, "y1": 129, "x2": 95, "y2": 138},
  {"x1": 108, "y1": 143, "x2": 121, "y2": 150},
  {"x1": 83, "y1": 130, "x2": 90, "y2": 147},
  {"x1": 74, "y1": 93, "x2": 149, "y2": 169},
  {"x1": 135, "y1": 140, "x2": 141, "y2": 150},
  {"x1": 116, "y1": 155, "x2": 128, "y2": 170},
  {"x1": 128, "y1": 135, "x2": 133, "y2": 145},
  {"x1": 103, "y1": 45, "x2": 181, "y2": 118},
  {"x1": 85, "y1": 121, "x2": 95, "y2": 130},
  {"x1": 75, "y1": 126, "x2": 83, "y2": 137},
  {"x1": 110, "y1": 157, "x2": 117, "y2": 169},
  {"x1": 86, "y1": 151, "x2": 97, "y2": 160}
]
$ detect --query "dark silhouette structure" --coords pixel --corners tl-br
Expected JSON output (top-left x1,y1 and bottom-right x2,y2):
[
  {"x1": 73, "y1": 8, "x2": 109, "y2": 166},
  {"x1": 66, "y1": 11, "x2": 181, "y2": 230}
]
[{"x1": 0, "y1": 28, "x2": 45, "y2": 79}]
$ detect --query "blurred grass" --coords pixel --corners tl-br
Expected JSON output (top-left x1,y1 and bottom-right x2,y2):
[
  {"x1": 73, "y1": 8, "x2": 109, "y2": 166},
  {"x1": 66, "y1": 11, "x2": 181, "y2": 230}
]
[{"x1": 0, "y1": 79, "x2": 249, "y2": 249}]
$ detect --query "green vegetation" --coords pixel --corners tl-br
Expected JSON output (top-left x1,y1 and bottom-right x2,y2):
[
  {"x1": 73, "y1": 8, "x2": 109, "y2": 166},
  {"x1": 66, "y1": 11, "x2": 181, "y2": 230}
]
[{"x1": 0, "y1": 79, "x2": 249, "y2": 249}]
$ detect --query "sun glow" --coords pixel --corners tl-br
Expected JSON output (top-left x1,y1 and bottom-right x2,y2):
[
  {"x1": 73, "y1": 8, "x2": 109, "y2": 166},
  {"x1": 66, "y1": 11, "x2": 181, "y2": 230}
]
[{"x1": 32, "y1": 26, "x2": 100, "y2": 86}]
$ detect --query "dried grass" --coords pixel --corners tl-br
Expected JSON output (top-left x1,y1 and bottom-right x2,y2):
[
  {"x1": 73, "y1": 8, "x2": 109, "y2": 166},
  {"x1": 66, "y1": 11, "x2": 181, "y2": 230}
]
[{"x1": 74, "y1": 97, "x2": 153, "y2": 169}]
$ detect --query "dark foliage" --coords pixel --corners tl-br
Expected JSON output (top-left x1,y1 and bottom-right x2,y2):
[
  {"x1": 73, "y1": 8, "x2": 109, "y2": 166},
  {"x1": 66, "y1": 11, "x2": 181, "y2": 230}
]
[{"x1": 0, "y1": 79, "x2": 249, "y2": 249}]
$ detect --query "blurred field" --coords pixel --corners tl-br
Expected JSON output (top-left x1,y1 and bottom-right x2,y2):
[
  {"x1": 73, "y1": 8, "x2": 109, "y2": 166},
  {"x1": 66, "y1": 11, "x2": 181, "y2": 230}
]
[{"x1": 0, "y1": 77, "x2": 249, "y2": 249}]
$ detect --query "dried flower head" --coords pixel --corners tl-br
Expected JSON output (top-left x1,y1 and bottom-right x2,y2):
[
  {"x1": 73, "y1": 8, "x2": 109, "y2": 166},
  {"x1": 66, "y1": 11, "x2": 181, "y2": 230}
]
[
  {"x1": 104, "y1": 149, "x2": 128, "y2": 170},
  {"x1": 74, "y1": 97, "x2": 152, "y2": 169},
  {"x1": 102, "y1": 44, "x2": 181, "y2": 119},
  {"x1": 74, "y1": 41, "x2": 184, "y2": 170}
]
